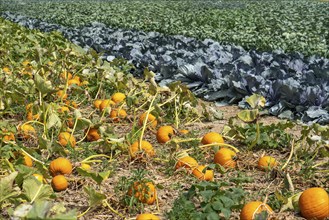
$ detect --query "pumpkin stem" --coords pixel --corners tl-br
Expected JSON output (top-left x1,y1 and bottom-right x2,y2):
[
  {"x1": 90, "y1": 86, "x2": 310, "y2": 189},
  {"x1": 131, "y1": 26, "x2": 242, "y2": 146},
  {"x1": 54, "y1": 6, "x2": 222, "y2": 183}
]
[
  {"x1": 311, "y1": 161, "x2": 329, "y2": 169},
  {"x1": 281, "y1": 139, "x2": 294, "y2": 171},
  {"x1": 77, "y1": 206, "x2": 91, "y2": 218},
  {"x1": 77, "y1": 126, "x2": 91, "y2": 144},
  {"x1": 139, "y1": 91, "x2": 158, "y2": 149},
  {"x1": 21, "y1": 148, "x2": 45, "y2": 165},
  {"x1": 81, "y1": 154, "x2": 112, "y2": 163},
  {"x1": 171, "y1": 137, "x2": 202, "y2": 144},
  {"x1": 103, "y1": 199, "x2": 126, "y2": 219}
]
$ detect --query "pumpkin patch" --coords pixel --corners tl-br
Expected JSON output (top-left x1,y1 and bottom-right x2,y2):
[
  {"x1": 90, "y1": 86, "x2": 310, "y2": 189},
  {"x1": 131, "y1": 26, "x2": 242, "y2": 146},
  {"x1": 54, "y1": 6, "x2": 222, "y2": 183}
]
[{"x1": 0, "y1": 14, "x2": 328, "y2": 220}]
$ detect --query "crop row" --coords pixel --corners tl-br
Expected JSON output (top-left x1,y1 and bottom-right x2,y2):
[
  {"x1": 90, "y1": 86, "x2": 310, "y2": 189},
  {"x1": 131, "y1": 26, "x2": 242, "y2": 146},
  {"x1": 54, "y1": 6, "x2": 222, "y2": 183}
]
[{"x1": 1, "y1": 0, "x2": 329, "y2": 58}]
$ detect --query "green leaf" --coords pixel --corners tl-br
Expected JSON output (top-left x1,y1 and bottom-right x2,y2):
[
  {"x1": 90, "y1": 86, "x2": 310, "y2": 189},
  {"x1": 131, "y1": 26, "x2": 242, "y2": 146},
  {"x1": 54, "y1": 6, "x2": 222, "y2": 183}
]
[
  {"x1": 34, "y1": 73, "x2": 56, "y2": 95},
  {"x1": 219, "y1": 196, "x2": 234, "y2": 208},
  {"x1": 237, "y1": 109, "x2": 259, "y2": 123},
  {"x1": 211, "y1": 200, "x2": 223, "y2": 211},
  {"x1": 12, "y1": 203, "x2": 33, "y2": 219},
  {"x1": 38, "y1": 136, "x2": 52, "y2": 150},
  {"x1": 73, "y1": 109, "x2": 82, "y2": 118},
  {"x1": 246, "y1": 94, "x2": 266, "y2": 109},
  {"x1": 75, "y1": 118, "x2": 92, "y2": 131},
  {"x1": 254, "y1": 211, "x2": 269, "y2": 220},
  {"x1": 221, "y1": 208, "x2": 231, "y2": 219},
  {"x1": 76, "y1": 167, "x2": 110, "y2": 185},
  {"x1": 199, "y1": 190, "x2": 215, "y2": 202},
  {"x1": 143, "y1": 67, "x2": 155, "y2": 79},
  {"x1": 15, "y1": 165, "x2": 35, "y2": 187},
  {"x1": 50, "y1": 209, "x2": 77, "y2": 220},
  {"x1": 280, "y1": 192, "x2": 302, "y2": 213},
  {"x1": 22, "y1": 177, "x2": 53, "y2": 202},
  {"x1": 206, "y1": 212, "x2": 220, "y2": 220},
  {"x1": 84, "y1": 186, "x2": 106, "y2": 207},
  {"x1": 23, "y1": 201, "x2": 77, "y2": 220},
  {"x1": 98, "y1": 170, "x2": 111, "y2": 181},
  {"x1": 71, "y1": 44, "x2": 86, "y2": 55},
  {"x1": 25, "y1": 200, "x2": 52, "y2": 219},
  {"x1": 46, "y1": 113, "x2": 62, "y2": 129},
  {"x1": 0, "y1": 171, "x2": 19, "y2": 204}
]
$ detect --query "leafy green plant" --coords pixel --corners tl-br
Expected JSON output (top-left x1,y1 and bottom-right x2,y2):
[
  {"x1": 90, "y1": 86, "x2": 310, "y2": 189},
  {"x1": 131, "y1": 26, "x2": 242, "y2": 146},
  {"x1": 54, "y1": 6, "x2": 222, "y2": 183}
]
[
  {"x1": 115, "y1": 169, "x2": 154, "y2": 213},
  {"x1": 2, "y1": 0, "x2": 329, "y2": 57},
  {"x1": 223, "y1": 94, "x2": 294, "y2": 150},
  {"x1": 167, "y1": 181, "x2": 246, "y2": 220}
]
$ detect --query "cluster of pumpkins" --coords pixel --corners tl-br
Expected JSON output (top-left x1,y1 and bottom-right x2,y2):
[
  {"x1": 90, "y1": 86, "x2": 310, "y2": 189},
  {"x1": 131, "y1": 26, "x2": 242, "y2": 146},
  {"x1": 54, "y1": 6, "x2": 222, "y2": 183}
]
[{"x1": 1, "y1": 88, "x2": 328, "y2": 220}]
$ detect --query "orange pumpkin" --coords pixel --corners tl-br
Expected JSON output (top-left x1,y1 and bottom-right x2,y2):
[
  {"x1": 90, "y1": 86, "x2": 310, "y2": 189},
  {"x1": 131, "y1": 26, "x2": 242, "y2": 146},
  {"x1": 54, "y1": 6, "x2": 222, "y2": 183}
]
[
  {"x1": 93, "y1": 99, "x2": 103, "y2": 109},
  {"x1": 299, "y1": 187, "x2": 329, "y2": 220},
  {"x1": 86, "y1": 128, "x2": 101, "y2": 142},
  {"x1": 128, "y1": 181, "x2": 157, "y2": 205},
  {"x1": 60, "y1": 71, "x2": 72, "y2": 80},
  {"x1": 25, "y1": 104, "x2": 40, "y2": 121},
  {"x1": 49, "y1": 157, "x2": 72, "y2": 177},
  {"x1": 258, "y1": 156, "x2": 278, "y2": 171},
  {"x1": 111, "y1": 92, "x2": 126, "y2": 104},
  {"x1": 179, "y1": 129, "x2": 189, "y2": 135},
  {"x1": 129, "y1": 140, "x2": 155, "y2": 158},
  {"x1": 66, "y1": 117, "x2": 74, "y2": 129},
  {"x1": 56, "y1": 90, "x2": 68, "y2": 100},
  {"x1": 214, "y1": 148, "x2": 237, "y2": 168},
  {"x1": 23, "y1": 154, "x2": 33, "y2": 167},
  {"x1": 80, "y1": 80, "x2": 89, "y2": 86},
  {"x1": 19, "y1": 124, "x2": 36, "y2": 140},
  {"x1": 175, "y1": 156, "x2": 198, "y2": 170},
  {"x1": 26, "y1": 111, "x2": 40, "y2": 121},
  {"x1": 201, "y1": 132, "x2": 224, "y2": 145},
  {"x1": 240, "y1": 201, "x2": 273, "y2": 220},
  {"x1": 2, "y1": 67, "x2": 12, "y2": 74},
  {"x1": 139, "y1": 112, "x2": 157, "y2": 128},
  {"x1": 156, "y1": 126, "x2": 174, "y2": 144},
  {"x1": 136, "y1": 213, "x2": 160, "y2": 220},
  {"x1": 68, "y1": 76, "x2": 81, "y2": 86},
  {"x1": 192, "y1": 165, "x2": 214, "y2": 181},
  {"x1": 58, "y1": 106, "x2": 70, "y2": 114},
  {"x1": 58, "y1": 132, "x2": 76, "y2": 147},
  {"x1": 65, "y1": 100, "x2": 78, "y2": 109},
  {"x1": 51, "y1": 175, "x2": 68, "y2": 192},
  {"x1": 109, "y1": 109, "x2": 127, "y2": 122},
  {"x1": 1, "y1": 129, "x2": 15, "y2": 142},
  {"x1": 25, "y1": 103, "x2": 33, "y2": 111},
  {"x1": 99, "y1": 99, "x2": 115, "y2": 112}
]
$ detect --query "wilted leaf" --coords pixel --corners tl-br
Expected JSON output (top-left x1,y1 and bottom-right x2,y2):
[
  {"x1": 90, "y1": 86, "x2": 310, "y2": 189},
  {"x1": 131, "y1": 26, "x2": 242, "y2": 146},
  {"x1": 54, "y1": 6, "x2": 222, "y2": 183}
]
[
  {"x1": 46, "y1": 113, "x2": 62, "y2": 129},
  {"x1": 246, "y1": 94, "x2": 266, "y2": 109},
  {"x1": 13, "y1": 203, "x2": 33, "y2": 219},
  {"x1": 34, "y1": 72, "x2": 56, "y2": 95},
  {"x1": 15, "y1": 165, "x2": 35, "y2": 187},
  {"x1": 22, "y1": 201, "x2": 77, "y2": 220},
  {"x1": 25, "y1": 200, "x2": 53, "y2": 219},
  {"x1": 84, "y1": 186, "x2": 106, "y2": 207},
  {"x1": 75, "y1": 118, "x2": 92, "y2": 131},
  {"x1": 237, "y1": 109, "x2": 259, "y2": 122},
  {"x1": 73, "y1": 109, "x2": 82, "y2": 118},
  {"x1": 22, "y1": 177, "x2": 53, "y2": 202},
  {"x1": 280, "y1": 192, "x2": 302, "y2": 213},
  {"x1": 76, "y1": 167, "x2": 110, "y2": 185},
  {"x1": 0, "y1": 172, "x2": 19, "y2": 204}
]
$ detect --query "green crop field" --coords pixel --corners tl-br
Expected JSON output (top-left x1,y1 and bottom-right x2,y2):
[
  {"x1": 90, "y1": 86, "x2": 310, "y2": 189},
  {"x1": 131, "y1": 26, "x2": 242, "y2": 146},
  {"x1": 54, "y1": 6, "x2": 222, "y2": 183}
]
[{"x1": 1, "y1": 0, "x2": 329, "y2": 57}]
